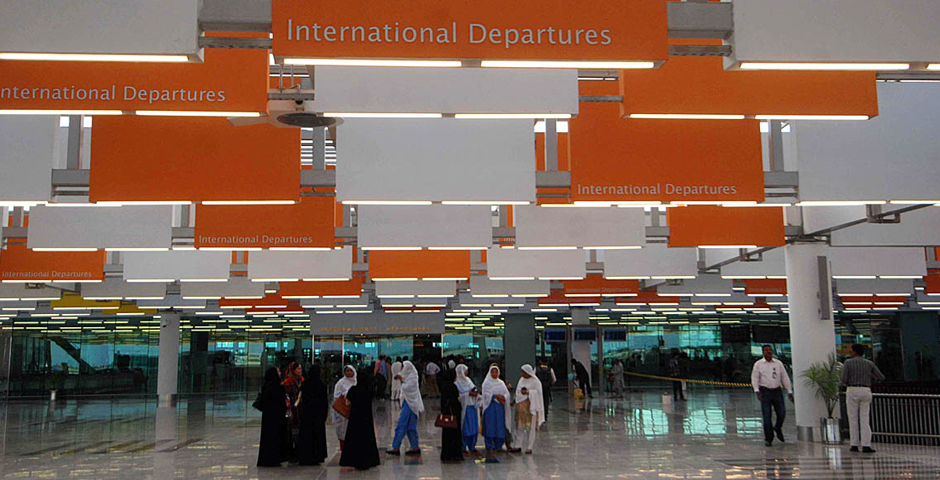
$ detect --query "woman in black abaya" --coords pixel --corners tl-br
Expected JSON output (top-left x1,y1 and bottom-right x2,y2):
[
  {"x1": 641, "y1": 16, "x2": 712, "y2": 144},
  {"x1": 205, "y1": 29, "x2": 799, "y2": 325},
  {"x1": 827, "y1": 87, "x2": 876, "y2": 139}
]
[
  {"x1": 439, "y1": 368, "x2": 464, "y2": 461},
  {"x1": 297, "y1": 364, "x2": 328, "y2": 465},
  {"x1": 257, "y1": 367, "x2": 288, "y2": 467},
  {"x1": 339, "y1": 369, "x2": 381, "y2": 470}
]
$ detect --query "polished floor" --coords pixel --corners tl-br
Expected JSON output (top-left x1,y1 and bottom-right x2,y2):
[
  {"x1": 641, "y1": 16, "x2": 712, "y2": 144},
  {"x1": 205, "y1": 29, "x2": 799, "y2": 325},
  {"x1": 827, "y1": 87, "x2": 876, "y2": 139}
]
[{"x1": 1, "y1": 388, "x2": 939, "y2": 479}]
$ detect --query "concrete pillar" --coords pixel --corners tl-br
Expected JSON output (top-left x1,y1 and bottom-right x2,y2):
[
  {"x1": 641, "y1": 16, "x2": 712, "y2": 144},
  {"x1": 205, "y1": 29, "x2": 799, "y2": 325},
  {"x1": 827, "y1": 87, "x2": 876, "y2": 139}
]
[
  {"x1": 504, "y1": 314, "x2": 535, "y2": 384},
  {"x1": 784, "y1": 243, "x2": 837, "y2": 441},
  {"x1": 571, "y1": 308, "x2": 592, "y2": 385},
  {"x1": 157, "y1": 311, "x2": 181, "y2": 407}
]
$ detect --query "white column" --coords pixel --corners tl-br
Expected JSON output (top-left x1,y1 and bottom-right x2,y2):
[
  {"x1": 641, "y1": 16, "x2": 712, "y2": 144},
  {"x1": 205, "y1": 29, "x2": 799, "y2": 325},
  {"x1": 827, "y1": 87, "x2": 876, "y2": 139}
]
[
  {"x1": 571, "y1": 307, "x2": 592, "y2": 385},
  {"x1": 157, "y1": 311, "x2": 180, "y2": 407},
  {"x1": 784, "y1": 243, "x2": 838, "y2": 441}
]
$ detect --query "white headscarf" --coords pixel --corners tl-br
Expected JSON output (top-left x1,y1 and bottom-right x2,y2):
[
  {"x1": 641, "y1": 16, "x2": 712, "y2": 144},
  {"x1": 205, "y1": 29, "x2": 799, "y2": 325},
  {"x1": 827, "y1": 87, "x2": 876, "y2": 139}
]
[
  {"x1": 515, "y1": 364, "x2": 546, "y2": 427},
  {"x1": 455, "y1": 364, "x2": 475, "y2": 394},
  {"x1": 481, "y1": 365, "x2": 513, "y2": 431},
  {"x1": 399, "y1": 360, "x2": 425, "y2": 414},
  {"x1": 333, "y1": 365, "x2": 357, "y2": 399}
]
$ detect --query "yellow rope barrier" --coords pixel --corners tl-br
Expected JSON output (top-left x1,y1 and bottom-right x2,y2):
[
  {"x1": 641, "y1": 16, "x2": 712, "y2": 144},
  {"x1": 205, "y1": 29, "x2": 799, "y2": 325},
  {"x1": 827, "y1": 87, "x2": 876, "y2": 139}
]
[{"x1": 622, "y1": 371, "x2": 752, "y2": 388}]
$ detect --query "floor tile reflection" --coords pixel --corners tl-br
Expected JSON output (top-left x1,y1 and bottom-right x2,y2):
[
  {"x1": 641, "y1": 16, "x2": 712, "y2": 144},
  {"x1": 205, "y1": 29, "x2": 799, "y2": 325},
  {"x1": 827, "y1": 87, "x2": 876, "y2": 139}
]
[{"x1": 1, "y1": 389, "x2": 938, "y2": 479}]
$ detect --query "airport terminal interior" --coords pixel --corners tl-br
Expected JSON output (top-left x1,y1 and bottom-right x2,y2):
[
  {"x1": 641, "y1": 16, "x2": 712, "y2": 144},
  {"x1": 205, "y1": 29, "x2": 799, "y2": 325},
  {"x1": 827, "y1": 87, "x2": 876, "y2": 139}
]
[{"x1": 2, "y1": 0, "x2": 940, "y2": 478}]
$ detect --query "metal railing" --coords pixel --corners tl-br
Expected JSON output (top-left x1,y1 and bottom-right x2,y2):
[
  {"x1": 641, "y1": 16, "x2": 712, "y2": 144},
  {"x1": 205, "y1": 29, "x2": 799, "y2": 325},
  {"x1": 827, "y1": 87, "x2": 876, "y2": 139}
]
[{"x1": 843, "y1": 393, "x2": 940, "y2": 446}]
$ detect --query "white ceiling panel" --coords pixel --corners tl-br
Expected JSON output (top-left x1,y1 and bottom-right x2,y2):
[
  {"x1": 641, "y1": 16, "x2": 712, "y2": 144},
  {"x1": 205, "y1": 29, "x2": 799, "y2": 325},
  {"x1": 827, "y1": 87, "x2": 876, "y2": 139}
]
[
  {"x1": 247, "y1": 248, "x2": 352, "y2": 282},
  {"x1": 337, "y1": 118, "x2": 535, "y2": 204},
  {"x1": 514, "y1": 206, "x2": 645, "y2": 249},
  {"x1": 82, "y1": 279, "x2": 166, "y2": 300},
  {"x1": 27, "y1": 205, "x2": 173, "y2": 249},
  {"x1": 469, "y1": 275, "x2": 550, "y2": 298},
  {"x1": 486, "y1": 248, "x2": 585, "y2": 280},
  {"x1": 603, "y1": 244, "x2": 698, "y2": 279},
  {"x1": 179, "y1": 277, "x2": 265, "y2": 300},
  {"x1": 123, "y1": 250, "x2": 230, "y2": 282},
  {"x1": 0, "y1": 116, "x2": 56, "y2": 204},
  {"x1": 375, "y1": 280, "x2": 456, "y2": 298},
  {"x1": 358, "y1": 205, "x2": 491, "y2": 249},
  {"x1": 315, "y1": 67, "x2": 578, "y2": 115},
  {"x1": 830, "y1": 247, "x2": 927, "y2": 278}
]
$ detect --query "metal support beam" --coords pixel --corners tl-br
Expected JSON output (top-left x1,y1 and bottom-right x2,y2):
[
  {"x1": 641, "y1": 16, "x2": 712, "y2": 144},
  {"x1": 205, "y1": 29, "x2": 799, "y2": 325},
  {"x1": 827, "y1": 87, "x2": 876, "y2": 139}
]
[
  {"x1": 666, "y1": 1, "x2": 733, "y2": 39},
  {"x1": 66, "y1": 116, "x2": 83, "y2": 170},
  {"x1": 544, "y1": 119, "x2": 558, "y2": 172},
  {"x1": 767, "y1": 120, "x2": 786, "y2": 172},
  {"x1": 312, "y1": 127, "x2": 327, "y2": 170}
]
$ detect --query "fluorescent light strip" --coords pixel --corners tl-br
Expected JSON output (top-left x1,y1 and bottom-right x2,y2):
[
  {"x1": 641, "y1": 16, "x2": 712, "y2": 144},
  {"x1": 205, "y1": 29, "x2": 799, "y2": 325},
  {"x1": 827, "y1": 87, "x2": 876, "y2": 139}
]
[
  {"x1": 454, "y1": 113, "x2": 571, "y2": 119},
  {"x1": 928, "y1": 64, "x2": 940, "y2": 71},
  {"x1": 698, "y1": 245, "x2": 758, "y2": 249},
  {"x1": 440, "y1": 201, "x2": 531, "y2": 205},
  {"x1": 360, "y1": 246, "x2": 422, "y2": 251},
  {"x1": 30, "y1": 247, "x2": 99, "y2": 252},
  {"x1": 269, "y1": 247, "x2": 332, "y2": 251},
  {"x1": 739, "y1": 62, "x2": 909, "y2": 71},
  {"x1": 342, "y1": 200, "x2": 432, "y2": 206},
  {"x1": 427, "y1": 246, "x2": 488, "y2": 251},
  {"x1": 136, "y1": 111, "x2": 262, "y2": 117},
  {"x1": 201, "y1": 200, "x2": 296, "y2": 205},
  {"x1": 0, "y1": 52, "x2": 188, "y2": 63},
  {"x1": 104, "y1": 247, "x2": 169, "y2": 252},
  {"x1": 797, "y1": 200, "x2": 886, "y2": 206},
  {"x1": 481, "y1": 60, "x2": 655, "y2": 69},
  {"x1": 323, "y1": 112, "x2": 442, "y2": 118},
  {"x1": 889, "y1": 200, "x2": 940, "y2": 205},
  {"x1": 629, "y1": 114, "x2": 745, "y2": 120},
  {"x1": 284, "y1": 58, "x2": 461, "y2": 67},
  {"x1": 756, "y1": 115, "x2": 869, "y2": 121},
  {"x1": 516, "y1": 246, "x2": 579, "y2": 251},
  {"x1": 585, "y1": 246, "x2": 642, "y2": 250}
]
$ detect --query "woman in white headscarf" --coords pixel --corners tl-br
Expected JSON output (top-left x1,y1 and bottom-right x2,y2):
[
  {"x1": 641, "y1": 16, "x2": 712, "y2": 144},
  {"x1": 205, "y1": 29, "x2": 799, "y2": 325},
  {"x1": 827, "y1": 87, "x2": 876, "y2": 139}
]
[
  {"x1": 481, "y1": 365, "x2": 512, "y2": 453},
  {"x1": 510, "y1": 364, "x2": 545, "y2": 454},
  {"x1": 390, "y1": 357, "x2": 403, "y2": 401},
  {"x1": 455, "y1": 364, "x2": 481, "y2": 455},
  {"x1": 332, "y1": 365, "x2": 356, "y2": 450},
  {"x1": 387, "y1": 360, "x2": 425, "y2": 455}
]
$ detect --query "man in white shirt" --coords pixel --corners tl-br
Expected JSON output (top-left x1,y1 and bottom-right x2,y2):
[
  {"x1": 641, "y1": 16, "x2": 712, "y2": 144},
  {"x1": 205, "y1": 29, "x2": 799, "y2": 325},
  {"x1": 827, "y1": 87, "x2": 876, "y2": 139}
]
[
  {"x1": 751, "y1": 345, "x2": 794, "y2": 447},
  {"x1": 425, "y1": 360, "x2": 441, "y2": 398}
]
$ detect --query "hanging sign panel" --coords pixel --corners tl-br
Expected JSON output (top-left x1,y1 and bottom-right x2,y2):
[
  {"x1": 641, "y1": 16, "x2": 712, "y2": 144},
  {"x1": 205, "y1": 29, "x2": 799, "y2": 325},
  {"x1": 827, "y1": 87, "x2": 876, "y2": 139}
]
[
  {"x1": 90, "y1": 117, "x2": 300, "y2": 203},
  {"x1": 569, "y1": 103, "x2": 764, "y2": 203},
  {"x1": 667, "y1": 206, "x2": 785, "y2": 248},
  {"x1": 0, "y1": 49, "x2": 267, "y2": 114},
  {"x1": 272, "y1": 0, "x2": 667, "y2": 67},
  {"x1": 195, "y1": 197, "x2": 335, "y2": 250},
  {"x1": 619, "y1": 56, "x2": 879, "y2": 119},
  {"x1": 369, "y1": 250, "x2": 471, "y2": 281},
  {"x1": 0, "y1": 245, "x2": 105, "y2": 283}
]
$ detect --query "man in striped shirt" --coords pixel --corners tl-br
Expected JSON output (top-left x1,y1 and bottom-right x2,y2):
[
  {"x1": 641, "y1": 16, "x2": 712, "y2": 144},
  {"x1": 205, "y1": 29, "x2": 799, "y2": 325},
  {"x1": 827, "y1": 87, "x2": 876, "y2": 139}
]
[{"x1": 841, "y1": 344, "x2": 885, "y2": 453}]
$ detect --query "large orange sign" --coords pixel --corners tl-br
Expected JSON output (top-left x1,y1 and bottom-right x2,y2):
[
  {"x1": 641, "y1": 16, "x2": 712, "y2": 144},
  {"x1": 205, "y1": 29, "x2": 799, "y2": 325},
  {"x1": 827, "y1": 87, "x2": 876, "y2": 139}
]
[
  {"x1": 272, "y1": 0, "x2": 667, "y2": 64},
  {"x1": 667, "y1": 206, "x2": 785, "y2": 248},
  {"x1": 0, "y1": 245, "x2": 105, "y2": 283},
  {"x1": 569, "y1": 103, "x2": 764, "y2": 203},
  {"x1": 619, "y1": 56, "x2": 878, "y2": 118},
  {"x1": 369, "y1": 250, "x2": 470, "y2": 281},
  {"x1": 279, "y1": 277, "x2": 365, "y2": 299},
  {"x1": 0, "y1": 49, "x2": 268, "y2": 114},
  {"x1": 195, "y1": 197, "x2": 335, "y2": 249},
  {"x1": 90, "y1": 117, "x2": 300, "y2": 203},
  {"x1": 563, "y1": 276, "x2": 639, "y2": 297}
]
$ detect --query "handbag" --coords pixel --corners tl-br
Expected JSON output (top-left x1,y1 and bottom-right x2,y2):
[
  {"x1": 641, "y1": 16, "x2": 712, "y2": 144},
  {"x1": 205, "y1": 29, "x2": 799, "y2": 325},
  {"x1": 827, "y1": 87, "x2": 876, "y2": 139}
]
[
  {"x1": 435, "y1": 414, "x2": 458, "y2": 429},
  {"x1": 332, "y1": 395, "x2": 351, "y2": 419}
]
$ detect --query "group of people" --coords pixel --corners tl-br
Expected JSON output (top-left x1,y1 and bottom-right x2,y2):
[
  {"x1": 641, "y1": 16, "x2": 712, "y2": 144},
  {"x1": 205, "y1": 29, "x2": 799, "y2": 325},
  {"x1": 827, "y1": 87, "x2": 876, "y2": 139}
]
[
  {"x1": 750, "y1": 344, "x2": 884, "y2": 452},
  {"x1": 258, "y1": 358, "x2": 554, "y2": 470}
]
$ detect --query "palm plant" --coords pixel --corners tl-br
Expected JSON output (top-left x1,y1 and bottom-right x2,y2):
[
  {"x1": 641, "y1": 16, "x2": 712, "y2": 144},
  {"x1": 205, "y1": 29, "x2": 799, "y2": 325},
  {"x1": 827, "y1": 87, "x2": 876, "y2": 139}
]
[{"x1": 801, "y1": 353, "x2": 843, "y2": 418}]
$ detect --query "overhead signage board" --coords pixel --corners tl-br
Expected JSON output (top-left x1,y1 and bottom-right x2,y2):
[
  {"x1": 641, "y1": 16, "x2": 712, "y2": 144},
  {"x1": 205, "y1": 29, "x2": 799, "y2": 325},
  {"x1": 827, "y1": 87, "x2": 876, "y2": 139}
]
[
  {"x1": 667, "y1": 206, "x2": 785, "y2": 248},
  {"x1": 271, "y1": 0, "x2": 667, "y2": 67},
  {"x1": 0, "y1": 49, "x2": 267, "y2": 114},
  {"x1": 569, "y1": 103, "x2": 764, "y2": 204},
  {"x1": 195, "y1": 197, "x2": 335, "y2": 250},
  {"x1": 0, "y1": 245, "x2": 105, "y2": 283},
  {"x1": 313, "y1": 312, "x2": 444, "y2": 335}
]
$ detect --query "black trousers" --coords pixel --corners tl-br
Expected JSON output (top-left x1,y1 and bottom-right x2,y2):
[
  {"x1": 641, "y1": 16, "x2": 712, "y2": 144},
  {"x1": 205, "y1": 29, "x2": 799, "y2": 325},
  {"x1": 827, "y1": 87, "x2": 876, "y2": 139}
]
[
  {"x1": 672, "y1": 380, "x2": 685, "y2": 400},
  {"x1": 578, "y1": 377, "x2": 592, "y2": 397},
  {"x1": 760, "y1": 387, "x2": 786, "y2": 442}
]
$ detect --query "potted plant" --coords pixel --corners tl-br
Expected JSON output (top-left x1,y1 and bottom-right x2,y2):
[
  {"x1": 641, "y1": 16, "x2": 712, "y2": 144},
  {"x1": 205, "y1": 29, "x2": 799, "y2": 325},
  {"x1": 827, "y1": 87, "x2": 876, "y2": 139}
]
[{"x1": 801, "y1": 352, "x2": 843, "y2": 444}]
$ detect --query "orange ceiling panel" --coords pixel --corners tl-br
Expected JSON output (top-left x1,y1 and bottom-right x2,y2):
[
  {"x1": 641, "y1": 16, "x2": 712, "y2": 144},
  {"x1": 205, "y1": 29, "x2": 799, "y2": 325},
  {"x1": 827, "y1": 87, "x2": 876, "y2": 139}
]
[
  {"x1": 369, "y1": 250, "x2": 470, "y2": 281},
  {"x1": 667, "y1": 206, "x2": 785, "y2": 247},
  {"x1": 569, "y1": 103, "x2": 764, "y2": 203},
  {"x1": 195, "y1": 197, "x2": 334, "y2": 249},
  {"x1": 279, "y1": 278, "x2": 365, "y2": 298},
  {"x1": 0, "y1": 245, "x2": 105, "y2": 282},
  {"x1": 744, "y1": 278, "x2": 788, "y2": 296},
  {"x1": 619, "y1": 56, "x2": 878, "y2": 118},
  {"x1": 0, "y1": 49, "x2": 267, "y2": 113},
  {"x1": 89, "y1": 117, "x2": 300, "y2": 203},
  {"x1": 563, "y1": 276, "x2": 639, "y2": 297}
]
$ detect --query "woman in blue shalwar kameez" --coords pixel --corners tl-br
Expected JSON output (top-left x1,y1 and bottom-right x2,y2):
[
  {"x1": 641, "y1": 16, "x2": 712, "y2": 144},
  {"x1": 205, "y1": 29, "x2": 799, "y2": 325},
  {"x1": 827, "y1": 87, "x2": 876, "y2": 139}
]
[
  {"x1": 480, "y1": 365, "x2": 512, "y2": 453},
  {"x1": 455, "y1": 364, "x2": 481, "y2": 455}
]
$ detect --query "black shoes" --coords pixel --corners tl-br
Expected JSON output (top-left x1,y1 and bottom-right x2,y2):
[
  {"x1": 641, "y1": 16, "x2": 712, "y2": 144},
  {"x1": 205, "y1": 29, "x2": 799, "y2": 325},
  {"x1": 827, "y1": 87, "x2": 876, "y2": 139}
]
[
  {"x1": 849, "y1": 446, "x2": 859, "y2": 452},
  {"x1": 862, "y1": 447, "x2": 876, "y2": 453},
  {"x1": 405, "y1": 449, "x2": 421, "y2": 456},
  {"x1": 386, "y1": 449, "x2": 400, "y2": 456},
  {"x1": 775, "y1": 428, "x2": 785, "y2": 442},
  {"x1": 764, "y1": 440, "x2": 772, "y2": 447}
]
